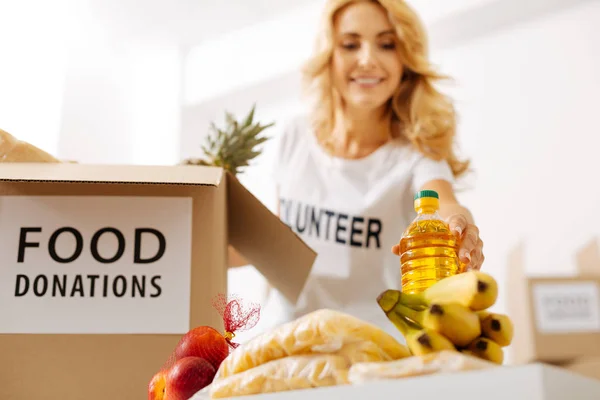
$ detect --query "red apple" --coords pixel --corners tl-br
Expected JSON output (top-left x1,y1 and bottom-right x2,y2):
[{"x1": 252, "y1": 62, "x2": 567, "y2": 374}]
[
  {"x1": 165, "y1": 356, "x2": 216, "y2": 400},
  {"x1": 148, "y1": 371, "x2": 167, "y2": 400},
  {"x1": 174, "y1": 326, "x2": 229, "y2": 370}
]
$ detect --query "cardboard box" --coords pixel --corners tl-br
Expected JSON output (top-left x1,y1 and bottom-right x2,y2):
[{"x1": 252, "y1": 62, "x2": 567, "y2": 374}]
[
  {"x1": 0, "y1": 163, "x2": 316, "y2": 400},
  {"x1": 507, "y1": 239, "x2": 600, "y2": 365}
]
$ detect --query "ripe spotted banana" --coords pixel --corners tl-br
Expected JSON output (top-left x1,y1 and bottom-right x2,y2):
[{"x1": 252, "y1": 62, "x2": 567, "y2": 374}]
[
  {"x1": 378, "y1": 290, "x2": 481, "y2": 348},
  {"x1": 477, "y1": 311, "x2": 514, "y2": 347},
  {"x1": 397, "y1": 271, "x2": 498, "y2": 312},
  {"x1": 380, "y1": 301, "x2": 457, "y2": 355},
  {"x1": 407, "y1": 329, "x2": 457, "y2": 356},
  {"x1": 464, "y1": 337, "x2": 504, "y2": 365}
]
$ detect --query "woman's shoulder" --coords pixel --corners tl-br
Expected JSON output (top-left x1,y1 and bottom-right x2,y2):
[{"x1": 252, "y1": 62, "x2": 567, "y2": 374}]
[
  {"x1": 403, "y1": 144, "x2": 455, "y2": 188},
  {"x1": 385, "y1": 140, "x2": 455, "y2": 185},
  {"x1": 389, "y1": 139, "x2": 449, "y2": 166}
]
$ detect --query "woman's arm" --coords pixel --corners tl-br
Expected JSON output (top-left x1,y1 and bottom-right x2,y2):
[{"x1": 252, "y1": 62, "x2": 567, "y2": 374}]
[{"x1": 421, "y1": 179, "x2": 474, "y2": 224}]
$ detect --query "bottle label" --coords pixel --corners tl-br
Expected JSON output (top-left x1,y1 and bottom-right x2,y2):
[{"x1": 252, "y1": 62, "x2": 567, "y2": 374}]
[{"x1": 532, "y1": 281, "x2": 600, "y2": 334}]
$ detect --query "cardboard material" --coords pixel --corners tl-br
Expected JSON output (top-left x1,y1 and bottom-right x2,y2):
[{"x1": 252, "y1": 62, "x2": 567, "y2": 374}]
[
  {"x1": 507, "y1": 239, "x2": 600, "y2": 365},
  {"x1": 0, "y1": 163, "x2": 316, "y2": 400}
]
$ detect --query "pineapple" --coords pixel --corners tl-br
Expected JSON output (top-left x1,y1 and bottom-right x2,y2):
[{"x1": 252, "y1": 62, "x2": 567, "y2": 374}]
[{"x1": 182, "y1": 104, "x2": 274, "y2": 176}]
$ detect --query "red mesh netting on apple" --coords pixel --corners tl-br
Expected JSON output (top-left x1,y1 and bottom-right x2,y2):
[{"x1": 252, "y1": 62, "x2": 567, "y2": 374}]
[{"x1": 212, "y1": 293, "x2": 261, "y2": 349}]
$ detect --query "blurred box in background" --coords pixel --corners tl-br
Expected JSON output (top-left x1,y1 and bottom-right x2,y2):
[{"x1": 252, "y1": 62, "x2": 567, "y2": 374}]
[
  {"x1": 561, "y1": 357, "x2": 600, "y2": 381},
  {"x1": 508, "y1": 239, "x2": 600, "y2": 380}
]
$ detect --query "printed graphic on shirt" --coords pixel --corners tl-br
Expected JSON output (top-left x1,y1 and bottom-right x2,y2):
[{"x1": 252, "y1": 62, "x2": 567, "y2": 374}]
[{"x1": 279, "y1": 197, "x2": 382, "y2": 249}]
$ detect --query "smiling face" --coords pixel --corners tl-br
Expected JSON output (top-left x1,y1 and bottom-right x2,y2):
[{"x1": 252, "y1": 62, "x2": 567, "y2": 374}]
[{"x1": 330, "y1": 1, "x2": 404, "y2": 112}]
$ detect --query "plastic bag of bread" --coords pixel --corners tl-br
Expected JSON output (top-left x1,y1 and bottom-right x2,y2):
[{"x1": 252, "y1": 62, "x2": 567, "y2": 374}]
[
  {"x1": 347, "y1": 350, "x2": 498, "y2": 384},
  {"x1": 210, "y1": 354, "x2": 350, "y2": 398},
  {"x1": 215, "y1": 309, "x2": 410, "y2": 380},
  {"x1": 209, "y1": 339, "x2": 407, "y2": 398},
  {"x1": 0, "y1": 128, "x2": 60, "y2": 163}
]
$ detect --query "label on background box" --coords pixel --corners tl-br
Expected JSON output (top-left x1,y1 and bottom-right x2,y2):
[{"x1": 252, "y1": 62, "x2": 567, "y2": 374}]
[
  {"x1": 0, "y1": 196, "x2": 193, "y2": 335},
  {"x1": 532, "y1": 282, "x2": 600, "y2": 334}
]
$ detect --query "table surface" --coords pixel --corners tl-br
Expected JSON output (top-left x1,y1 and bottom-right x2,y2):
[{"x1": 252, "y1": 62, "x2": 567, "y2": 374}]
[{"x1": 193, "y1": 363, "x2": 600, "y2": 400}]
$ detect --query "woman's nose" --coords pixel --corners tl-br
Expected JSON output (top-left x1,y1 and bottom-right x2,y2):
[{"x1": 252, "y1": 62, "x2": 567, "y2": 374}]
[{"x1": 357, "y1": 45, "x2": 376, "y2": 67}]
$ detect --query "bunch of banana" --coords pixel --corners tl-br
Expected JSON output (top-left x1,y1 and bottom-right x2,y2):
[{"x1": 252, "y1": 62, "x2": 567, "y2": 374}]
[{"x1": 377, "y1": 271, "x2": 514, "y2": 365}]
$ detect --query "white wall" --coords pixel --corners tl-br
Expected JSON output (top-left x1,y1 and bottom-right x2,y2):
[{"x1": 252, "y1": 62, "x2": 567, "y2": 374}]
[
  {"x1": 435, "y1": 0, "x2": 600, "y2": 291},
  {"x1": 432, "y1": 1, "x2": 600, "y2": 360},
  {"x1": 57, "y1": 40, "x2": 183, "y2": 165},
  {"x1": 0, "y1": 1, "x2": 183, "y2": 166},
  {"x1": 0, "y1": 0, "x2": 72, "y2": 156}
]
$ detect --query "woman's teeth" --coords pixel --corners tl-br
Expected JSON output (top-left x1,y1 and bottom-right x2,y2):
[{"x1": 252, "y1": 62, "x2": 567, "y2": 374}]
[{"x1": 353, "y1": 78, "x2": 382, "y2": 85}]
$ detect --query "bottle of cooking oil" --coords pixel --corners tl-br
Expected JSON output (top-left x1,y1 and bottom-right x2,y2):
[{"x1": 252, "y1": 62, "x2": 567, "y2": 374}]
[{"x1": 399, "y1": 190, "x2": 463, "y2": 294}]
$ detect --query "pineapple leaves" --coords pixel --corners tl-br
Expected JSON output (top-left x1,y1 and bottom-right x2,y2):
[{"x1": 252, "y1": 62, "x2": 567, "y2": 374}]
[
  {"x1": 243, "y1": 104, "x2": 256, "y2": 127},
  {"x1": 181, "y1": 104, "x2": 275, "y2": 176}
]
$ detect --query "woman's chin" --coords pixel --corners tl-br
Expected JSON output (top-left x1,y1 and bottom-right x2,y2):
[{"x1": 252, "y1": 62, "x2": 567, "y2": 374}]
[{"x1": 345, "y1": 97, "x2": 390, "y2": 112}]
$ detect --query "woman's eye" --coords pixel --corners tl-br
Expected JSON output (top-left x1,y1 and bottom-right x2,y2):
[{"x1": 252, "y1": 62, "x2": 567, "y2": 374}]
[
  {"x1": 380, "y1": 42, "x2": 396, "y2": 50},
  {"x1": 341, "y1": 42, "x2": 359, "y2": 50}
]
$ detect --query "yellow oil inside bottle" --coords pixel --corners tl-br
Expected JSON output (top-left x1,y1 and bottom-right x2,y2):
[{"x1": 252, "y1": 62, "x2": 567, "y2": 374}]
[{"x1": 399, "y1": 190, "x2": 463, "y2": 294}]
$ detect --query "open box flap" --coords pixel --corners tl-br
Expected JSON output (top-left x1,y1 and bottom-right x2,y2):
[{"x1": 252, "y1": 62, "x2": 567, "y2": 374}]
[
  {"x1": 226, "y1": 172, "x2": 316, "y2": 304},
  {"x1": 0, "y1": 163, "x2": 224, "y2": 186}
]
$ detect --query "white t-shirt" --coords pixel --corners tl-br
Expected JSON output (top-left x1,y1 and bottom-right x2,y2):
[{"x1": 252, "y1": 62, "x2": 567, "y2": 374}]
[{"x1": 265, "y1": 114, "x2": 455, "y2": 340}]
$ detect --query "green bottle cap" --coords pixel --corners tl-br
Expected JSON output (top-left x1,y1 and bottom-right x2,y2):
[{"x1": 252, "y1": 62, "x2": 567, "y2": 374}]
[{"x1": 414, "y1": 190, "x2": 439, "y2": 200}]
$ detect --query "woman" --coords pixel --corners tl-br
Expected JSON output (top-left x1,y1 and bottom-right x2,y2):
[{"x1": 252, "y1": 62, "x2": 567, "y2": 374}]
[{"x1": 232, "y1": 0, "x2": 484, "y2": 338}]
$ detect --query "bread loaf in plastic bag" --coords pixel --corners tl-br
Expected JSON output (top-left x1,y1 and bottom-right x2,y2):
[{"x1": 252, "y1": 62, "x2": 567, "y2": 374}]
[
  {"x1": 348, "y1": 350, "x2": 498, "y2": 384},
  {"x1": 210, "y1": 337, "x2": 410, "y2": 398},
  {"x1": 210, "y1": 354, "x2": 350, "y2": 398},
  {"x1": 0, "y1": 128, "x2": 60, "y2": 163},
  {"x1": 215, "y1": 309, "x2": 410, "y2": 380}
]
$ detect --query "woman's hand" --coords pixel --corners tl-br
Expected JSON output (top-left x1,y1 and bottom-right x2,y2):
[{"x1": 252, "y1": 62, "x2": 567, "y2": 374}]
[
  {"x1": 390, "y1": 214, "x2": 484, "y2": 271},
  {"x1": 447, "y1": 214, "x2": 484, "y2": 271}
]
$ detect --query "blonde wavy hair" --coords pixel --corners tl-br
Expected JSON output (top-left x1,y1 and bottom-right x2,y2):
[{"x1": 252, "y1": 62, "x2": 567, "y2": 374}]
[{"x1": 302, "y1": 0, "x2": 469, "y2": 178}]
